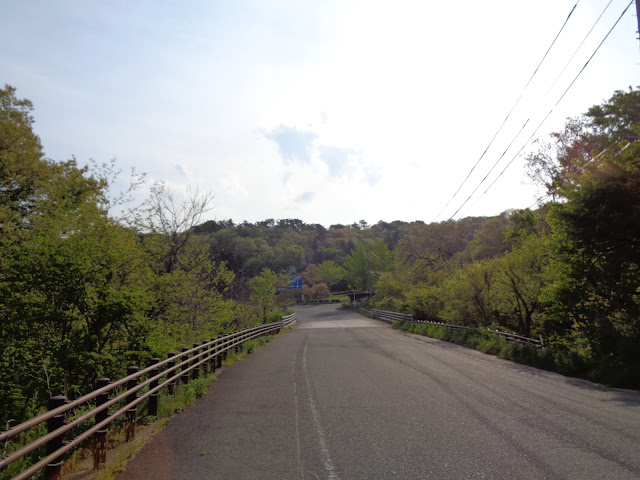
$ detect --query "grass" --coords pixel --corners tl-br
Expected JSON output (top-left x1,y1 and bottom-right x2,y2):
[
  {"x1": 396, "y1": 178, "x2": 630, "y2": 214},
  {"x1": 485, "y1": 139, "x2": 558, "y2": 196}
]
[
  {"x1": 329, "y1": 294, "x2": 350, "y2": 302},
  {"x1": 394, "y1": 320, "x2": 559, "y2": 365},
  {"x1": 391, "y1": 320, "x2": 640, "y2": 388}
]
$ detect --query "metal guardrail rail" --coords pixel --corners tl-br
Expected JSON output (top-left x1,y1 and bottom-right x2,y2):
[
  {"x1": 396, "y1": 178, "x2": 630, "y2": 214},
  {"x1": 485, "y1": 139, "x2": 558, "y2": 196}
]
[
  {"x1": 413, "y1": 319, "x2": 543, "y2": 347},
  {"x1": 296, "y1": 299, "x2": 342, "y2": 305},
  {"x1": 412, "y1": 319, "x2": 472, "y2": 333},
  {"x1": 371, "y1": 309, "x2": 413, "y2": 323},
  {"x1": 0, "y1": 314, "x2": 297, "y2": 480},
  {"x1": 366, "y1": 309, "x2": 543, "y2": 348}
]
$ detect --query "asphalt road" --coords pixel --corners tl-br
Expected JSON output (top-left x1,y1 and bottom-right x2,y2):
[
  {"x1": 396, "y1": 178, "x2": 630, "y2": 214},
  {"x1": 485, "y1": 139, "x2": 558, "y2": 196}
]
[{"x1": 116, "y1": 304, "x2": 640, "y2": 479}]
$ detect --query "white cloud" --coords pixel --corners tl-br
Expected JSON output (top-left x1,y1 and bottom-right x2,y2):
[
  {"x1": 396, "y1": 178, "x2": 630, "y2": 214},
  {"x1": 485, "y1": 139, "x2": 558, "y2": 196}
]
[
  {"x1": 2, "y1": 0, "x2": 638, "y2": 226},
  {"x1": 264, "y1": 125, "x2": 318, "y2": 164}
]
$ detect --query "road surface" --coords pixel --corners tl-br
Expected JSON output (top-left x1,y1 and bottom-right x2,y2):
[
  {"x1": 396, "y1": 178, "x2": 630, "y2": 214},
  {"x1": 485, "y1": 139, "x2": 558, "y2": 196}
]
[{"x1": 116, "y1": 304, "x2": 640, "y2": 479}]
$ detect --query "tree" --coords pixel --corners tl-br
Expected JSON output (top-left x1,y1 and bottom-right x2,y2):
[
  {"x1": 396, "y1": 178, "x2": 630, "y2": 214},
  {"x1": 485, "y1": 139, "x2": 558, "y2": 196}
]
[
  {"x1": 495, "y1": 235, "x2": 549, "y2": 336},
  {"x1": 140, "y1": 183, "x2": 214, "y2": 274},
  {"x1": 544, "y1": 145, "x2": 640, "y2": 357},
  {"x1": 0, "y1": 155, "x2": 151, "y2": 423},
  {"x1": 525, "y1": 87, "x2": 640, "y2": 201},
  {"x1": 0, "y1": 86, "x2": 237, "y2": 425},
  {"x1": 248, "y1": 268, "x2": 278, "y2": 323},
  {"x1": 152, "y1": 239, "x2": 235, "y2": 333},
  {"x1": 531, "y1": 88, "x2": 640, "y2": 370},
  {"x1": 302, "y1": 263, "x2": 319, "y2": 285},
  {"x1": 0, "y1": 84, "x2": 47, "y2": 238},
  {"x1": 463, "y1": 215, "x2": 510, "y2": 261},
  {"x1": 314, "y1": 260, "x2": 344, "y2": 288},
  {"x1": 373, "y1": 273, "x2": 405, "y2": 312},
  {"x1": 344, "y1": 240, "x2": 392, "y2": 291},
  {"x1": 439, "y1": 260, "x2": 500, "y2": 327}
]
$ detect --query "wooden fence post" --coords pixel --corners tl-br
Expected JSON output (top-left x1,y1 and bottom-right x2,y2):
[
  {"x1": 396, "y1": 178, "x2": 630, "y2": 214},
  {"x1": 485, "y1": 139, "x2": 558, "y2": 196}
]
[
  {"x1": 217, "y1": 337, "x2": 223, "y2": 369},
  {"x1": 148, "y1": 358, "x2": 160, "y2": 417},
  {"x1": 93, "y1": 378, "x2": 110, "y2": 470},
  {"x1": 181, "y1": 347, "x2": 190, "y2": 385},
  {"x1": 192, "y1": 343, "x2": 200, "y2": 380},
  {"x1": 44, "y1": 395, "x2": 68, "y2": 480},
  {"x1": 125, "y1": 366, "x2": 138, "y2": 442},
  {"x1": 167, "y1": 352, "x2": 176, "y2": 395},
  {"x1": 209, "y1": 338, "x2": 217, "y2": 372},
  {"x1": 202, "y1": 340, "x2": 209, "y2": 376}
]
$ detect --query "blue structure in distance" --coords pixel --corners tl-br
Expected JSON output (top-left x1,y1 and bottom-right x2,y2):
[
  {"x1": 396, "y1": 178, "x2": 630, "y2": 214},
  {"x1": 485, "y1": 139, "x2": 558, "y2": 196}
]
[{"x1": 287, "y1": 274, "x2": 302, "y2": 289}]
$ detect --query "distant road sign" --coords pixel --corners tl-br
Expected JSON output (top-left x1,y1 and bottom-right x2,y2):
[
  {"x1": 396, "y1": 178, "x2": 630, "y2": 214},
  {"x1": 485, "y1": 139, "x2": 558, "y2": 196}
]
[{"x1": 287, "y1": 274, "x2": 302, "y2": 289}]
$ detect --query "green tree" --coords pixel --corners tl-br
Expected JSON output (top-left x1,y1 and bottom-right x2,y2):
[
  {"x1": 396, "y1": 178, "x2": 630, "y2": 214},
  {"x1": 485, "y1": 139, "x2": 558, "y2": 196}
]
[
  {"x1": 373, "y1": 273, "x2": 406, "y2": 312},
  {"x1": 495, "y1": 235, "x2": 549, "y2": 336},
  {"x1": 0, "y1": 84, "x2": 47, "y2": 240},
  {"x1": 544, "y1": 144, "x2": 640, "y2": 358},
  {"x1": 531, "y1": 88, "x2": 640, "y2": 379},
  {"x1": 439, "y1": 260, "x2": 499, "y2": 327},
  {"x1": 314, "y1": 260, "x2": 344, "y2": 288},
  {"x1": 0, "y1": 157, "x2": 151, "y2": 423},
  {"x1": 248, "y1": 268, "x2": 278, "y2": 323},
  {"x1": 344, "y1": 240, "x2": 392, "y2": 291}
]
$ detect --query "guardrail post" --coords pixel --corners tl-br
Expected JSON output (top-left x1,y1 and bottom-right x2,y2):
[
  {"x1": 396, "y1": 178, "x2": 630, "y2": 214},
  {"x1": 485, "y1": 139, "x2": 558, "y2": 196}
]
[
  {"x1": 202, "y1": 340, "x2": 209, "y2": 376},
  {"x1": 93, "y1": 378, "x2": 110, "y2": 470},
  {"x1": 220, "y1": 335, "x2": 228, "y2": 364},
  {"x1": 192, "y1": 344, "x2": 200, "y2": 380},
  {"x1": 211, "y1": 338, "x2": 217, "y2": 372},
  {"x1": 235, "y1": 334, "x2": 242, "y2": 353},
  {"x1": 167, "y1": 352, "x2": 176, "y2": 395},
  {"x1": 181, "y1": 347, "x2": 190, "y2": 385},
  {"x1": 218, "y1": 337, "x2": 224, "y2": 368},
  {"x1": 125, "y1": 366, "x2": 138, "y2": 442},
  {"x1": 148, "y1": 358, "x2": 160, "y2": 417},
  {"x1": 44, "y1": 395, "x2": 68, "y2": 480}
]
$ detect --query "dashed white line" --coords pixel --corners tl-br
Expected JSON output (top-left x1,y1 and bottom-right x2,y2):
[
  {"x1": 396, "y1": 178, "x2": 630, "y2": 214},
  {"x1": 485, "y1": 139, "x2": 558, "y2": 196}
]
[{"x1": 302, "y1": 332, "x2": 340, "y2": 480}]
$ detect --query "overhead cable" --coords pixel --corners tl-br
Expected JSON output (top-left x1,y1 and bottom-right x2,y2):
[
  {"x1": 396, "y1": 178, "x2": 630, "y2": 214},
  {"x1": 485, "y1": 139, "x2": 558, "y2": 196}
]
[
  {"x1": 433, "y1": 0, "x2": 582, "y2": 221},
  {"x1": 451, "y1": 0, "x2": 634, "y2": 219},
  {"x1": 545, "y1": 0, "x2": 614, "y2": 96},
  {"x1": 447, "y1": 119, "x2": 531, "y2": 219}
]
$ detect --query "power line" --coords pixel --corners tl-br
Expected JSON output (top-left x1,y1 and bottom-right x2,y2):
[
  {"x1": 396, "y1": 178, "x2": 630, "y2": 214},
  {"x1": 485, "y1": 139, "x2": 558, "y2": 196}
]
[
  {"x1": 451, "y1": 0, "x2": 634, "y2": 219},
  {"x1": 552, "y1": 0, "x2": 634, "y2": 107},
  {"x1": 545, "y1": 0, "x2": 614, "y2": 97},
  {"x1": 525, "y1": 142, "x2": 630, "y2": 210},
  {"x1": 434, "y1": 0, "x2": 581, "y2": 222},
  {"x1": 448, "y1": 119, "x2": 531, "y2": 219}
]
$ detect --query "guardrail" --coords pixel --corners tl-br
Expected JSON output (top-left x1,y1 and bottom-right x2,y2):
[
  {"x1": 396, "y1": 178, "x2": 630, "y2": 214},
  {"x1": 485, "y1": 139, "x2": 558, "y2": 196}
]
[
  {"x1": 413, "y1": 319, "x2": 543, "y2": 347},
  {"x1": 365, "y1": 309, "x2": 543, "y2": 347},
  {"x1": 371, "y1": 309, "x2": 413, "y2": 323},
  {"x1": 0, "y1": 314, "x2": 297, "y2": 480},
  {"x1": 412, "y1": 319, "x2": 472, "y2": 333},
  {"x1": 296, "y1": 299, "x2": 342, "y2": 305}
]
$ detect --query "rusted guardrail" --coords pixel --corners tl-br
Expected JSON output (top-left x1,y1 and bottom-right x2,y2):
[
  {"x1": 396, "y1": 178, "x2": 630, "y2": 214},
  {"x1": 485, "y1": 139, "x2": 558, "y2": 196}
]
[{"x1": 0, "y1": 314, "x2": 297, "y2": 480}]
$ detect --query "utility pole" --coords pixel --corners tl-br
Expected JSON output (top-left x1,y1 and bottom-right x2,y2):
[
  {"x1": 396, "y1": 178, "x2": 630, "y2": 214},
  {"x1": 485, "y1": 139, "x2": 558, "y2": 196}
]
[
  {"x1": 366, "y1": 249, "x2": 370, "y2": 294},
  {"x1": 637, "y1": 0, "x2": 640, "y2": 52}
]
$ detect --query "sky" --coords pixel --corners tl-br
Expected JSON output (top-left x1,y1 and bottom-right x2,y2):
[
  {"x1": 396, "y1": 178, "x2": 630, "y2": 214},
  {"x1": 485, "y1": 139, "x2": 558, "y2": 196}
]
[{"x1": 2, "y1": 0, "x2": 639, "y2": 227}]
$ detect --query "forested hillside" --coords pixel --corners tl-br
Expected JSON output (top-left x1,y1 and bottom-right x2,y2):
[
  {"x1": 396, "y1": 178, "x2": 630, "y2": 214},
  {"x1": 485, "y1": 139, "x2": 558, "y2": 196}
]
[
  {"x1": 188, "y1": 88, "x2": 640, "y2": 388},
  {"x1": 1, "y1": 85, "x2": 638, "y2": 428}
]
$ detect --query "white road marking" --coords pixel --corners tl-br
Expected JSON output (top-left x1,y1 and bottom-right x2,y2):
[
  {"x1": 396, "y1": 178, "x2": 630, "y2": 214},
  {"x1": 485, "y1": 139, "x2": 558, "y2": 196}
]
[{"x1": 303, "y1": 332, "x2": 340, "y2": 480}]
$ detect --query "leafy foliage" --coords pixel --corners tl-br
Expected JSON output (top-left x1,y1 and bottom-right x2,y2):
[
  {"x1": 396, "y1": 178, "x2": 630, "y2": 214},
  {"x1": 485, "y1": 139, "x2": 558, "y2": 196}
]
[{"x1": 248, "y1": 268, "x2": 278, "y2": 323}]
